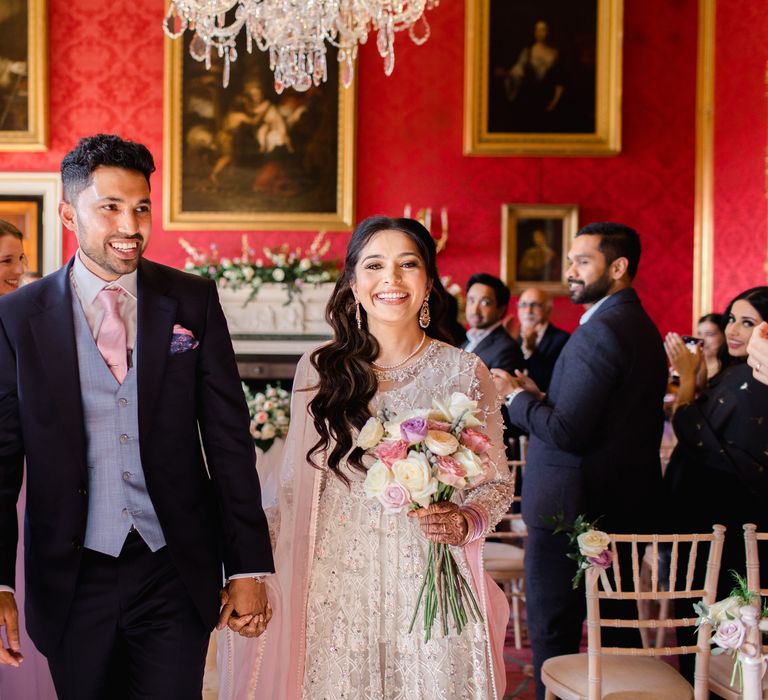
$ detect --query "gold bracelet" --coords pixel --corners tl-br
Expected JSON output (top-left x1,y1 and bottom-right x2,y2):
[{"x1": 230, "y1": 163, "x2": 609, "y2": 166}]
[{"x1": 459, "y1": 511, "x2": 473, "y2": 546}]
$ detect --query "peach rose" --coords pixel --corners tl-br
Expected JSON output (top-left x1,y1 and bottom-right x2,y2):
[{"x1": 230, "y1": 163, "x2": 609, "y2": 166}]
[{"x1": 424, "y1": 430, "x2": 459, "y2": 456}]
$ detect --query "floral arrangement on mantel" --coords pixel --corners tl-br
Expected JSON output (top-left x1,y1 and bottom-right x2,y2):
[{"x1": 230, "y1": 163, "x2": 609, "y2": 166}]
[
  {"x1": 694, "y1": 572, "x2": 768, "y2": 691},
  {"x1": 179, "y1": 232, "x2": 340, "y2": 305},
  {"x1": 242, "y1": 382, "x2": 291, "y2": 453}
]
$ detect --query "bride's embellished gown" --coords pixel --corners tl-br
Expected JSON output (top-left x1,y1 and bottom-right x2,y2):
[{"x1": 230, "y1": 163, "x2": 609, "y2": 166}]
[
  {"x1": 217, "y1": 340, "x2": 513, "y2": 700},
  {"x1": 301, "y1": 341, "x2": 513, "y2": 700}
]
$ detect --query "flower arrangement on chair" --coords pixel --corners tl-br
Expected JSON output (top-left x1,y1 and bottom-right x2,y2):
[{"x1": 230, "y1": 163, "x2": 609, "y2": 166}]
[
  {"x1": 547, "y1": 511, "x2": 613, "y2": 589},
  {"x1": 694, "y1": 571, "x2": 768, "y2": 693}
]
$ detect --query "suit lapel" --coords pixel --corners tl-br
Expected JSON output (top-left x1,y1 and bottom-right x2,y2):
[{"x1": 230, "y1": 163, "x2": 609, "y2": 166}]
[
  {"x1": 471, "y1": 325, "x2": 501, "y2": 356},
  {"x1": 28, "y1": 261, "x2": 87, "y2": 474},
  {"x1": 136, "y1": 261, "x2": 177, "y2": 448}
]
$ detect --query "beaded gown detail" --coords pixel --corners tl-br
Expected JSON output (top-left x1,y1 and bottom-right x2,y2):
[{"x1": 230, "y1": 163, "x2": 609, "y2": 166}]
[{"x1": 301, "y1": 341, "x2": 513, "y2": 700}]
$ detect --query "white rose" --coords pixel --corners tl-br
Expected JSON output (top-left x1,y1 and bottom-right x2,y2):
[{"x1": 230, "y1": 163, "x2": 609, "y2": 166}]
[
  {"x1": 221, "y1": 258, "x2": 232, "y2": 268},
  {"x1": 707, "y1": 596, "x2": 743, "y2": 624},
  {"x1": 576, "y1": 530, "x2": 611, "y2": 558},
  {"x1": 243, "y1": 267, "x2": 255, "y2": 281},
  {"x1": 272, "y1": 268, "x2": 286, "y2": 282},
  {"x1": 260, "y1": 423, "x2": 276, "y2": 440},
  {"x1": 431, "y1": 392, "x2": 482, "y2": 427},
  {"x1": 184, "y1": 261, "x2": 195, "y2": 270},
  {"x1": 453, "y1": 446, "x2": 484, "y2": 478},
  {"x1": 299, "y1": 257, "x2": 312, "y2": 271},
  {"x1": 363, "y1": 460, "x2": 391, "y2": 498},
  {"x1": 357, "y1": 416, "x2": 384, "y2": 449},
  {"x1": 392, "y1": 452, "x2": 437, "y2": 508},
  {"x1": 424, "y1": 430, "x2": 459, "y2": 456}
]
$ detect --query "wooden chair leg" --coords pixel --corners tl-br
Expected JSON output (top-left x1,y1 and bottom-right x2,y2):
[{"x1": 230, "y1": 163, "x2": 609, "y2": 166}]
[
  {"x1": 544, "y1": 689, "x2": 557, "y2": 700},
  {"x1": 511, "y1": 580, "x2": 522, "y2": 650}
]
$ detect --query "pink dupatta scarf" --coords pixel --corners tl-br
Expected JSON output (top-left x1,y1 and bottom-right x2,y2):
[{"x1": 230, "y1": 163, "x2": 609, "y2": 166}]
[{"x1": 217, "y1": 355, "x2": 509, "y2": 699}]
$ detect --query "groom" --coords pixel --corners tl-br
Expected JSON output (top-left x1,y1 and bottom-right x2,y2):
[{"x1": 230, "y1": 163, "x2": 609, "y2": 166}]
[{"x1": 0, "y1": 134, "x2": 274, "y2": 698}]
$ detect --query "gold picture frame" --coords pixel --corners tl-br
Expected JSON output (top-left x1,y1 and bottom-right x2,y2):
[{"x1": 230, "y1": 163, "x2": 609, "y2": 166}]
[
  {"x1": 0, "y1": 0, "x2": 48, "y2": 151},
  {"x1": 464, "y1": 0, "x2": 622, "y2": 156},
  {"x1": 164, "y1": 37, "x2": 356, "y2": 231},
  {"x1": 501, "y1": 203, "x2": 579, "y2": 295}
]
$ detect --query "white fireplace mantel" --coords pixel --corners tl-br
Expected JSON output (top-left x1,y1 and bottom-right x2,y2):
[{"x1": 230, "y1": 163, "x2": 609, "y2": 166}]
[{"x1": 218, "y1": 283, "x2": 334, "y2": 356}]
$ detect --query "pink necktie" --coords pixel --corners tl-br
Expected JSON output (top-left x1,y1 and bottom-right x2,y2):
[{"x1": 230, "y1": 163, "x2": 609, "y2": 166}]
[{"x1": 96, "y1": 287, "x2": 128, "y2": 384}]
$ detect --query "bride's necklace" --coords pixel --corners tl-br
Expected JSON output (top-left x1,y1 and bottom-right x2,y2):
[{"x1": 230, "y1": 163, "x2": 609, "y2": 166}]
[{"x1": 372, "y1": 333, "x2": 427, "y2": 371}]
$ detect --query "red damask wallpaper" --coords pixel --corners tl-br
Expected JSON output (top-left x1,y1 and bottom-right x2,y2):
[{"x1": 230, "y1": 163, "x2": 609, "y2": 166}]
[
  {"x1": 0, "y1": 0, "x2": 702, "y2": 334},
  {"x1": 713, "y1": 1, "x2": 768, "y2": 312}
]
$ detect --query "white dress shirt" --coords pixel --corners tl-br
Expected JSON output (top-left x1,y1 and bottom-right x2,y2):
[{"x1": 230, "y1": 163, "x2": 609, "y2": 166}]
[{"x1": 464, "y1": 321, "x2": 503, "y2": 353}]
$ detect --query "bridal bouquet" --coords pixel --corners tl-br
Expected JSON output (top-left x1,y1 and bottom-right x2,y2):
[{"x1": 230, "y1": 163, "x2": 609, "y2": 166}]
[{"x1": 358, "y1": 392, "x2": 491, "y2": 641}]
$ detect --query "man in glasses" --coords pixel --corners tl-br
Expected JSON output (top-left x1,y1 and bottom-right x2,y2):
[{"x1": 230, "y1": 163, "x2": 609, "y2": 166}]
[{"x1": 515, "y1": 287, "x2": 569, "y2": 393}]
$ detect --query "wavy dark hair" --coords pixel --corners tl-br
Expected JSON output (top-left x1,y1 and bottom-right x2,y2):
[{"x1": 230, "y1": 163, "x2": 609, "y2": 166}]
[
  {"x1": 718, "y1": 286, "x2": 768, "y2": 371},
  {"x1": 307, "y1": 216, "x2": 452, "y2": 482}
]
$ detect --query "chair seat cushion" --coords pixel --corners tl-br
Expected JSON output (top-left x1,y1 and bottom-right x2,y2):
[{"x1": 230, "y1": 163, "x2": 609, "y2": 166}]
[
  {"x1": 709, "y1": 651, "x2": 768, "y2": 697},
  {"x1": 542, "y1": 653, "x2": 693, "y2": 700},
  {"x1": 483, "y1": 541, "x2": 524, "y2": 573}
]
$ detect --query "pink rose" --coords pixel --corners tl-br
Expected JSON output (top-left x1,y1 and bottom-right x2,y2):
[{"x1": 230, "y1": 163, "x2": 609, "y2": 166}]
[
  {"x1": 373, "y1": 439, "x2": 409, "y2": 467},
  {"x1": 378, "y1": 482, "x2": 411, "y2": 514},
  {"x1": 428, "y1": 419, "x2": 453, "y2": 432},
  {"x1": 587, "y1": 549, "x2": 613, "y2": 570},
  {"x1": 254, "y1": 411, "x2": 269, "y2": 424},
  {"x1": 460, "y1": 428, "x2": 492, "y2": 455},
  {"x1": 400, "y1": 417, "x2": 429, "y2": 444},
  {"x1": 712, "y1": 619, "x2": 746, "y2": 650},
  {"x1": 435, "y1": 455, "x2": 467, "y2": 488}
]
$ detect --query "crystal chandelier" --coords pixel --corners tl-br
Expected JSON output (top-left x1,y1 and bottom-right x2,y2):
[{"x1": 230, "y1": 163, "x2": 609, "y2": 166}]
[{"x1": 163, "y1": 0, "x2": 439, "y2": 93}]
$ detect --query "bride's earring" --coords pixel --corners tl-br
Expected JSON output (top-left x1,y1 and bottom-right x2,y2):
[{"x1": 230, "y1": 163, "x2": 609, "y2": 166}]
[
  {"x1": 355, "y1": 300, "x2": 362, "y2": 330},
  {"x1": 419, "y1": 296, "x2": 431, "y2": 329}
]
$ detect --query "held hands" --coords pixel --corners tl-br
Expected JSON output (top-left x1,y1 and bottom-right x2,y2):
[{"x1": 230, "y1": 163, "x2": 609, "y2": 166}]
[
  {"x1": 747, "y1": 321, "x2": 768, "y2": 386},
  {"x1": 0, "y1": 592, "x2": 22, "y2": 667},
  {"x1": 217, "y1": 578, "x2": 272, "y2": 639},
  {"x1": 408, "y1": 502, "x2": 468, "y2": 546},
  {"x1": 490, "y1": 368, "x2": 544, "y2": 402}
]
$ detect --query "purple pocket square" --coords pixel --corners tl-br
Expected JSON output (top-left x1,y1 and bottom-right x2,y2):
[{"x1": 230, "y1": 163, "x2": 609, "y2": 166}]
[{"x1": 169, "y1": 324, "x2": 199, "y2": 355}]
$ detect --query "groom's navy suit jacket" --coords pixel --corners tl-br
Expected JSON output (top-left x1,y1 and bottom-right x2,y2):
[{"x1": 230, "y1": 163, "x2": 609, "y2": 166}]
[
  {"x1": 0, "y1": 258, "x2": 273, "y2": 654},
  {"x1": 506, "y1": 288, "x2": 667, "y2": 533}
]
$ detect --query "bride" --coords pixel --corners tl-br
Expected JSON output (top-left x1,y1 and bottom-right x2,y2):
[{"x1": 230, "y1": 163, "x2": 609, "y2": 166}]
[{"x1": 218, "y1": 216, "x2": 513, "y2": 699}]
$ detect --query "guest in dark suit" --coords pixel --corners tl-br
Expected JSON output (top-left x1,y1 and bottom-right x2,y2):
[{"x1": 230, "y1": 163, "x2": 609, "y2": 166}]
[
  {"x1": 514, "y1": 287, "x2": 569, "y2": 393},
  {"x1": 0, "y1": 135, "x2": 274, "y2": 699},
  {"x1": 462, "y1": 272, "x2": 524, "y2": 375},
  {"x1": 463, "y1": 273, "x2": 524, "y2": 457},
  {"x1": 492, "y1": 223, "x2": 667, "y2": 700}
]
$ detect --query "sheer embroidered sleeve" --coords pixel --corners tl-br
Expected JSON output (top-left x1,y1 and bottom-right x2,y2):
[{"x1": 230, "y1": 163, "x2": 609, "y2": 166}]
[{"x1": 459, "y1": 354, "x2": 514, "y2": 536}]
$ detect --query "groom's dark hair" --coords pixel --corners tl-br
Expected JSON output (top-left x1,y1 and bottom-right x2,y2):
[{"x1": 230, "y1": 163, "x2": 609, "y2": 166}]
[{"x1": 61, "y1": 134, "x2": 156, "y2": 202}]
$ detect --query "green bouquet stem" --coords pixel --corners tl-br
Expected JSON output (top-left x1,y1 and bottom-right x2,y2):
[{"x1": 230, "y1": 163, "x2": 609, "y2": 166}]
[{"x1": 408, "y1": 535, "x2": 485, "y2": 643}]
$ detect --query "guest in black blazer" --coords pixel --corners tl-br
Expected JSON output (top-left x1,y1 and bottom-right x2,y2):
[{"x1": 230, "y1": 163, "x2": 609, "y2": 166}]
[
  {"x1": 514, "y1": 287, "x2": 570, "y2": 392},
  {"x1": 492, "y1": 223, "x2": 667, "y2": 700},
  {"x1": 462, "y1": 272, "x2": 524, "y2": 374},
  {"x1": 462, "y1": 274, "x2": 524, "y2": 458}
]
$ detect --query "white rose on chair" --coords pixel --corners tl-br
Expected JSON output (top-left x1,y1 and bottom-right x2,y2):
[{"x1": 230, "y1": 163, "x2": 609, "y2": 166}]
[
  {"x1": 577, "y1": 529, "x2": 611, "y2": 558},
  {"x1": 706, "y1": 596, "x2": 743, "y2": 625}
]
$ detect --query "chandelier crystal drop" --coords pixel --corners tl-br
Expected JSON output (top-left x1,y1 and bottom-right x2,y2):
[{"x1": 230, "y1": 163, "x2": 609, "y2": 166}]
[{"x1": 163, "y1": 0, "x2": 439, "y2": 93}]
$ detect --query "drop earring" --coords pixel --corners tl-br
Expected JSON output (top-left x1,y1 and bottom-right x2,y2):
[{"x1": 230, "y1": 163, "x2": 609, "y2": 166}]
[
  {"x1": 355, "y1": 300, "x2": 362, "y2": 330},
  {"x1": 419, "y1": 296, "x2": 431, "y2": 329}
]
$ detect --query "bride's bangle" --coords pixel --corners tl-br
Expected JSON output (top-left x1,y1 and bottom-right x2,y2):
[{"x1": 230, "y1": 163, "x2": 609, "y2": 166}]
[{"x1": 459, "y1": 511, "x2": 473, "y2": 546}]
